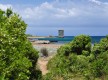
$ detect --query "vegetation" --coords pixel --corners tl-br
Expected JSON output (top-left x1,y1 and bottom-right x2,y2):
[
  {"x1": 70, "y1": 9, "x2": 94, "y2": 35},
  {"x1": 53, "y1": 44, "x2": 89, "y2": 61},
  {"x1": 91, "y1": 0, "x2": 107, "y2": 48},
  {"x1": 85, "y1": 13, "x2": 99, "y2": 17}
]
[
  {"x1": 1, "y1": 9, "x2": 108, "y2": 80},
  {"x1": 40, "y1": 48, "x2": 48, "y2": 57},
  {"x1": 0, "y1": 9, "x2": 42, "y2": 80},
  {"x1": 44, "y1": 35, "x2": 108, "y2": 80}
]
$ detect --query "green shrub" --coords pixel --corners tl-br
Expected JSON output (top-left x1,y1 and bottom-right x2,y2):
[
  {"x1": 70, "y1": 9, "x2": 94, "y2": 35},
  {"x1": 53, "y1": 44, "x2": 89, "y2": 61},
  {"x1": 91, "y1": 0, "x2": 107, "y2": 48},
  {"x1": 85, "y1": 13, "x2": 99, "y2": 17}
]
[
  {"x1": 70, "y1": 35, "x2": 91, "y2": 55},
  {"x1": 45, "y1": 35, "x2": 108, "y2": 80},
  {"x1": 57, "y1": 44, "x2": 71, "y2": 56},
  {"x1": 0, "y1": 9, "x2": 42, "y2": 80}
]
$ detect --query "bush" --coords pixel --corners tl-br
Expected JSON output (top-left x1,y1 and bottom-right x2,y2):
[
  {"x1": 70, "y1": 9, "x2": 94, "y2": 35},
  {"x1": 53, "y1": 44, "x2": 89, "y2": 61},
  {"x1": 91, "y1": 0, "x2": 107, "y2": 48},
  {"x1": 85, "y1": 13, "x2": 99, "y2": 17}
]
[
  {"x1": 45, "y1": 35, "x2": 108, "y2": 80},
  {"x1": 70, "y1": 35, "x2": 91, "y2": 55},
  {"x1": 40, "y1": 48, "x2": 48, "y2": 57},
  {"x1": 0, "y1": 9, "x2": 42, "y2": 80}
]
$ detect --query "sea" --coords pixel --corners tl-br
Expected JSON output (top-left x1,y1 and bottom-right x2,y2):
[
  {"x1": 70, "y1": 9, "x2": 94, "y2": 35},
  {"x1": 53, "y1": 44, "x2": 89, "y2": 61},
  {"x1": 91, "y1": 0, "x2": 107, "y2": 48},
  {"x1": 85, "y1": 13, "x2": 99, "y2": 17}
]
[{"x1": 34, "y1": 36, "x2": 106, "y2": 44}]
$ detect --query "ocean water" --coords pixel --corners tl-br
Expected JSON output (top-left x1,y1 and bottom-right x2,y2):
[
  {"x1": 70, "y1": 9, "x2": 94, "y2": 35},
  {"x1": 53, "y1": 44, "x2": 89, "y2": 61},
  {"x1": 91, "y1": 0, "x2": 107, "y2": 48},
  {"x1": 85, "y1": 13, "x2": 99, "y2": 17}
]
[{"x1": 36, "y1": 36, "x2": 106, "y2": 44}]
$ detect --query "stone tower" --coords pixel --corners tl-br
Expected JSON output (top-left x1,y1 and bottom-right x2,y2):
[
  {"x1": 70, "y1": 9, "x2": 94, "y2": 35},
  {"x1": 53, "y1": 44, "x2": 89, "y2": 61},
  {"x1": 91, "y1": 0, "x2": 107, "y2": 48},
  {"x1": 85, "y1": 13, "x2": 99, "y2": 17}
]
[{"x1": 58, "y1": 30, "x2": 64, "y2": 38}]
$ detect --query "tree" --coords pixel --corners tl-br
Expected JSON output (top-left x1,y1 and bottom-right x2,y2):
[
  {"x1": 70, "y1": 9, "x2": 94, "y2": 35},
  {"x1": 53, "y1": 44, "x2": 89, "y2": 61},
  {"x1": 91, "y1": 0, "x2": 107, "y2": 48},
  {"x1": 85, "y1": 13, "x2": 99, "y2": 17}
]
[{"x1": 0, "y1": 9, "x2": 41, "y2": 80}]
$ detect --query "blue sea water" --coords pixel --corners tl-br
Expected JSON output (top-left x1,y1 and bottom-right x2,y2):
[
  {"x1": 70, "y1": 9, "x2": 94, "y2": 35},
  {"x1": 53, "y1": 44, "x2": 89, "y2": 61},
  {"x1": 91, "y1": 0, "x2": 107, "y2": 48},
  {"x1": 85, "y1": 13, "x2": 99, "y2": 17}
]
[{"x1": 36, "y1": 36, "x2": 106, "y2": 44}]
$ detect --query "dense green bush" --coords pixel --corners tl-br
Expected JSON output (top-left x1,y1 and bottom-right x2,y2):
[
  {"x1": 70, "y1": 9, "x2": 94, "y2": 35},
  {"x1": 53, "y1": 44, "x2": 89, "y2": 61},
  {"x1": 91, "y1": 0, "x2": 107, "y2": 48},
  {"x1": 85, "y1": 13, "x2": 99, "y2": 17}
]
[
  {"x1": 0, "y1": 9, "x2": 42, "y2": 80},
  {"x1": 70, "y1": 35, "x2": 91, "y2": 55},
  {"x1": 45, "y1": 35, "x2": 108, "y2": 80},
  {"x1": 91, "y1": 36, "x2": 108, "y2": 79}
]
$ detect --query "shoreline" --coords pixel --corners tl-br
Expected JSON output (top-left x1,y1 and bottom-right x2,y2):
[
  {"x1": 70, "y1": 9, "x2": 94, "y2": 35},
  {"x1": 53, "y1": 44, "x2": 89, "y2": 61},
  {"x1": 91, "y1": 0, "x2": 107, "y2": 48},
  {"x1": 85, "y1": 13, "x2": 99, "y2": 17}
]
[
  {"x1": 32, "y1": 42, "x2": 63, "y2": 56},
  {"x1": 27, "y1": 36, "x2": 55, "y2": 39}
]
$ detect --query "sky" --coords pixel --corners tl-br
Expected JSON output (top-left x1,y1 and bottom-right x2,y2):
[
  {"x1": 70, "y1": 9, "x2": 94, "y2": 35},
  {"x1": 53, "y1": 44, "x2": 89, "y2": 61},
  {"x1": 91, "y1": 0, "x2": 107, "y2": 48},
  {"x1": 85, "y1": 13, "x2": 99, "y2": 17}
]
[{"x1": 0, "y1": 0, "x2": 108, "y2": 36}]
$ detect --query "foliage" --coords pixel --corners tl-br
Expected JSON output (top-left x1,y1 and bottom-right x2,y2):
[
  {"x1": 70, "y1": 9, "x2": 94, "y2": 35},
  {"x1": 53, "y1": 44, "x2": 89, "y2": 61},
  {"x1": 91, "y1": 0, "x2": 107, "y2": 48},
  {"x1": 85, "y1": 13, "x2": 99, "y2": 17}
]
[
  {"x1": 44, "y1": 35, "x2": 108, "y2": 80},
  {"x1": 0, "y1": 9, "x2": 42, "y2": 80},
  {"x1": 70, "y1": 35, "x2": 91, "y2": 55},
  {"x1": 91, "y1": 37, "x2": 108, "y2": 79},
  {"x1": 40, "y1": 48, "x2": 48, "y2": 57}
]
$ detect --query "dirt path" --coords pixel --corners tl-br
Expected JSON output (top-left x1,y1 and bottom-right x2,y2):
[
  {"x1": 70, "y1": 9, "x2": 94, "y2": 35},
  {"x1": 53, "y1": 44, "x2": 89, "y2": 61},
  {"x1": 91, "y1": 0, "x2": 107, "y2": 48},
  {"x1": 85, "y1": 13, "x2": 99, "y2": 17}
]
[
  {"x1": 37, "y1": 56, "x2": 53, "y2": 75},
  {"x1": 34, "y1": 44, "x2": 63, "y2": 75},
  {"x1": 38, "y1": 59, "x2": 48, "y2": 75},
  {"x1": 34, "y1": 43, "x2": 63, "y2": 75}
]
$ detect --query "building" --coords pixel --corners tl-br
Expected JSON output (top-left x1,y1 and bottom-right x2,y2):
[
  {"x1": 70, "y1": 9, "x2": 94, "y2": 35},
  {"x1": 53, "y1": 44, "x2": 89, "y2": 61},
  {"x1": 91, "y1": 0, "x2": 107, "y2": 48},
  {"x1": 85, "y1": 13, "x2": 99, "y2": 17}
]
[{"x1": 58, "y1": 30, "x2": 64, "y2": 38}]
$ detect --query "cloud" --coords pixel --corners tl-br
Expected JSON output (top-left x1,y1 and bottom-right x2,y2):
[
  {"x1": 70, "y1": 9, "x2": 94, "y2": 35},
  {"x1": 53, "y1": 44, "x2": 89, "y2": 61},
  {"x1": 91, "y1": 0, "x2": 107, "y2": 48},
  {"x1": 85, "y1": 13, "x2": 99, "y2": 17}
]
[
  {"x1": 89, "y1": 0, "x2": 108, "y2": 5},
  {"x1": 89, "y1": 0, "x2": 101, "y2": 5},
  {"x1": 0, "y1": 0, "x2": 108, "y2": 35},
  {"x1": 0, "y1": 4, "x2": 12, "y2": 10},
  {"x1": 88, "y1": 0, "x2": 108, "y2": 17},
  {"x1": 53, "y1": 8, "x2": 77, "y2": 18},
  {"x1": 18, "y1": 2, "x2": 77, "y2": 20},
  {"x1": 12, "y1": 0, "x2": 107, "y2": 26},
  {"x1": 1, "y1": 0, "x2": 108, "y2": 26}
]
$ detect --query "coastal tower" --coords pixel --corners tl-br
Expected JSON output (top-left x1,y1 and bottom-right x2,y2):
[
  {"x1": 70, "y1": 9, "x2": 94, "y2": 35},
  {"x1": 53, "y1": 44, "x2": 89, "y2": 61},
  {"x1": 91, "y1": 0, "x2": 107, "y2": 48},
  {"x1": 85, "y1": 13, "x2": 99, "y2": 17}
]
[{"x1": 58, "y1": 30, "x2": 64, "y2": 38}]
